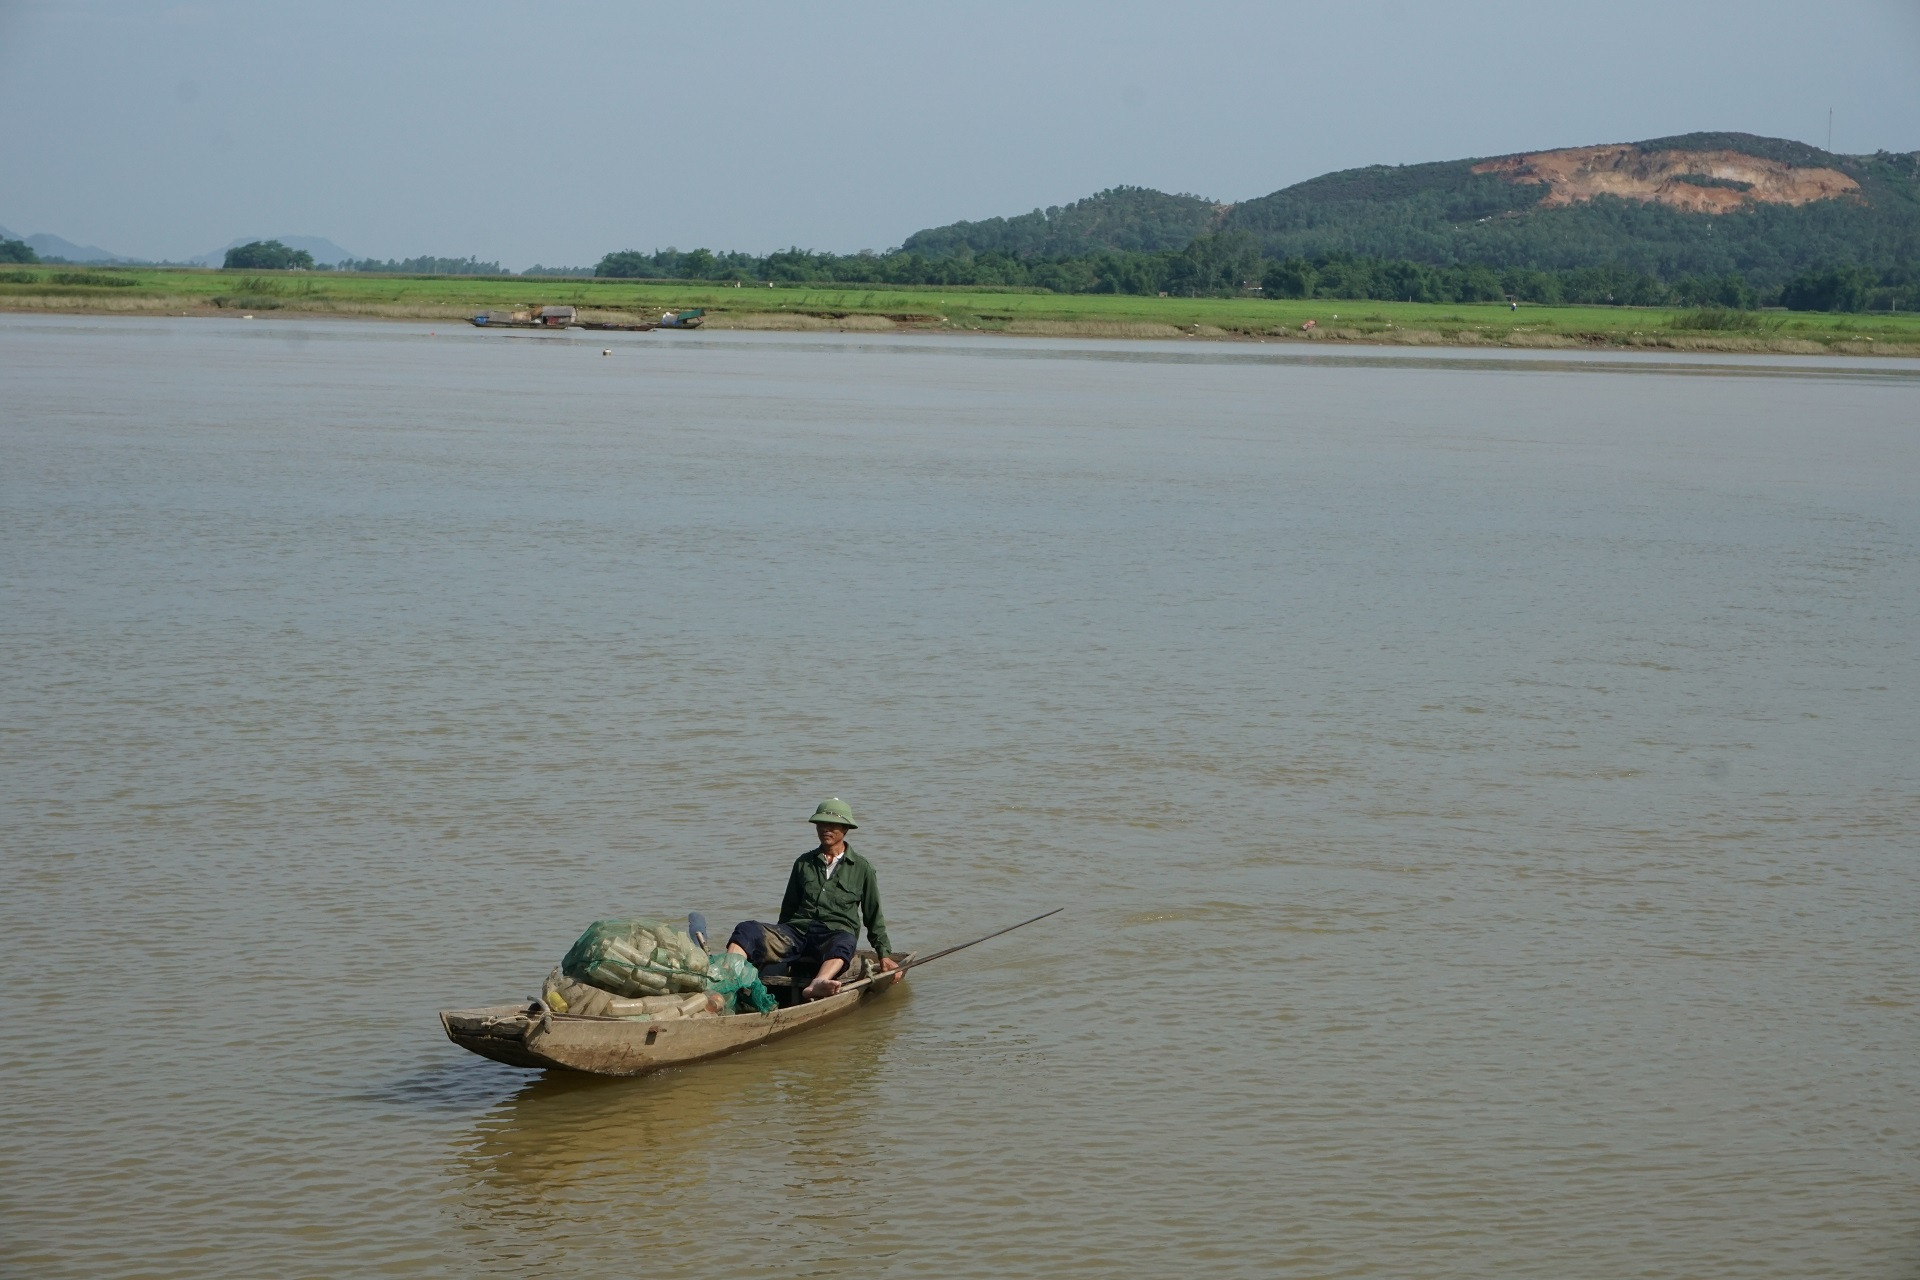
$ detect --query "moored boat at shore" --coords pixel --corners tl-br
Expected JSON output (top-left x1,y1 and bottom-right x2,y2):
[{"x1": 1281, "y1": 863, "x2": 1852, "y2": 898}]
[
  {"x1": 468, "y1": 305, "x2": 656, "y2": 331},
  {"x1": 466, "y1": 304, "x2": 701, "y2": 332}
]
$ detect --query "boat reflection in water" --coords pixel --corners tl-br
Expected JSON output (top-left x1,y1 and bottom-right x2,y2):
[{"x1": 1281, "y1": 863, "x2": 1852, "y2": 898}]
[{"x1": 450, "y1": 994, "x2": 905, "y2": 1247}]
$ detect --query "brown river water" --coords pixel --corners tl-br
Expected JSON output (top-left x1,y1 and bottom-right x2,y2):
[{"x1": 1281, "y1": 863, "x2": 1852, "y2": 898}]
[{"x1": 2, "y1": 316, "x2": 1917, "y2": 1278}]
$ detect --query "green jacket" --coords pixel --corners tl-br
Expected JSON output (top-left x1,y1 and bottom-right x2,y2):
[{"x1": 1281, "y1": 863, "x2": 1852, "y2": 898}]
[{"x1": 780, "y1": 845, "x2": 891, "y2": 957}]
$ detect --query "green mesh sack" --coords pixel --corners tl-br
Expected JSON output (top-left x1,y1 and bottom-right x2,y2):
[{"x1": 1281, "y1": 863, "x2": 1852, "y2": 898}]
[
  {"x1": 706, "y1": 950, "x2": 778, "y2": 1014},
  {"x1": 561, "y1": 919, "x2": 713, "y2": 999}
]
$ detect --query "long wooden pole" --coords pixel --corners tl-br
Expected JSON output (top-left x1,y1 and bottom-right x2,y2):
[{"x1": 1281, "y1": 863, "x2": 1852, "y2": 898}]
[{"x1": 839, "y1": 907, "x2": 1063, "y2": 992}]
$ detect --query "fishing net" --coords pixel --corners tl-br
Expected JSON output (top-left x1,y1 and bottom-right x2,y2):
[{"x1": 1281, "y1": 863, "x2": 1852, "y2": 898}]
[
  {"x1": 562, "y1": 919, "x2": 713, "y2": 998},
  {"x1": 554, "y1": 919, "x2": 777, "y2": 1016},
  {"x1": 706, "y1": 949, "x2": 778, "y2": 1014}
]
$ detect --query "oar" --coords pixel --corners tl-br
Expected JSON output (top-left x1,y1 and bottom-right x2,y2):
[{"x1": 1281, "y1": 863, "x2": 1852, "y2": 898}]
[{"x1": 837, "y1": 907, "x2": 1063, "y2": 993}]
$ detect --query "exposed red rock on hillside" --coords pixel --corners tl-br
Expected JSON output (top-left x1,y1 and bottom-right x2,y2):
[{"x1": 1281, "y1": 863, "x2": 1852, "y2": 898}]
[{"x1": 1471, "y1": 145, "x2": 1858, "y2": 213}]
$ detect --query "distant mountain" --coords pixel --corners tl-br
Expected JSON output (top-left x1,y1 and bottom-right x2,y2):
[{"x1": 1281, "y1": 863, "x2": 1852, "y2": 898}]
[
  {"x1": 904, "y1": 133, "x2": 1920, "y2": 288},
  {"x1": 195, "y1": 235, "x2": 356, "y2": 267},
  {"x1": 3, "y1": 231, "x2": 136, "y2": 263}
]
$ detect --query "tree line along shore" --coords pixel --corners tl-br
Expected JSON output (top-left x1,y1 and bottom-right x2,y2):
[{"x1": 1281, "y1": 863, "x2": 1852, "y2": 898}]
[{"x1": 2, "y1": 265, "x2": 1916, "y2": 355}]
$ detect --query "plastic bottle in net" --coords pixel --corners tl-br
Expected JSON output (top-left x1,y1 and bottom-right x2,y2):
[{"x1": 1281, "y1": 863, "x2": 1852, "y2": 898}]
[{"x1": 560, "y1": 920, "x2": 713, "y2": 998}]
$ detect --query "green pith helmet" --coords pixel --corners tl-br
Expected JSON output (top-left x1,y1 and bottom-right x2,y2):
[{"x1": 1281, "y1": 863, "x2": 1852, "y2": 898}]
[{"x1": 808, "y1": 797, "x2": 858, "y2": 829}]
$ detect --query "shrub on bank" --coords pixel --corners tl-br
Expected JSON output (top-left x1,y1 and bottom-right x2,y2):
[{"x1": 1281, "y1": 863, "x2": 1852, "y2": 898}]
[{"x1": 223, "y1": 240, "x2": 314, "y2": 271}]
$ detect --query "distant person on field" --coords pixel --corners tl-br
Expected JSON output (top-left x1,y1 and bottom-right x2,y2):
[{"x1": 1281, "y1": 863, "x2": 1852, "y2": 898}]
[{"x1": 727, "y1": 798, "x2": 900, "y2": 1000}]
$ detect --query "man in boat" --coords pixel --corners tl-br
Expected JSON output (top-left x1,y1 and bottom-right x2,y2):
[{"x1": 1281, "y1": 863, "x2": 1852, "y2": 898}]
[{"x1": 726, "y1": 797, "x2": 901, "y2": 1001}]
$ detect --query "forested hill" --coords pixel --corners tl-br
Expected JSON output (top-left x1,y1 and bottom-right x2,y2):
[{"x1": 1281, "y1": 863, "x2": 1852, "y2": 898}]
[
  {"x1": 901, "y1": 186, "x2": 1228, "y2": 258},
  {"x1": 903, "y1": 133, "x2": 1920, "y2": 288}
]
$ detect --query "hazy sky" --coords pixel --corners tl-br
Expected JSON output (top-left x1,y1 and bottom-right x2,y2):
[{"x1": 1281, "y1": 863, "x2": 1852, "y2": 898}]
[{"x1": 2, "y1": 0, "x2": 1917, "y2": 268}]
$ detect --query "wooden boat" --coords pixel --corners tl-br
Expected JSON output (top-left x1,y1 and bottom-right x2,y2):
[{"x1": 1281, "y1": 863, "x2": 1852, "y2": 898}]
[
  {"x1": 442, "y1": 951, "x2": 908, "y2": 1077},
  {"x1": 441, "y1": 909, "x2": 1059, "y2": 1077},
  {"x1": 466, "y1": 308, "x2": 657, "y2": 332}
]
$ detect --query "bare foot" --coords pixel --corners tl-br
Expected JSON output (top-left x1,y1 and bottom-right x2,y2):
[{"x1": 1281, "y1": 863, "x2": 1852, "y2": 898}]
[{"x1": 803, "y1": 977, "x2": 842, "y2": 1001}]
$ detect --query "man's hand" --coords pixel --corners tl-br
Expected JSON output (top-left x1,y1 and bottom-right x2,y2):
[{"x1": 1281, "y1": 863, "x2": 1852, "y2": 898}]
[{"x1": 880, "y1": 956, "x2": 903, "y2": 985}]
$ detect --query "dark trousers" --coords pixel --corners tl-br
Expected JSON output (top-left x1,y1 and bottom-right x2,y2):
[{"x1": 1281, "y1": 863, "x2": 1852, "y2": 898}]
[{"x1": 728, "y1": 920, "x2": 857, "y2": 984}]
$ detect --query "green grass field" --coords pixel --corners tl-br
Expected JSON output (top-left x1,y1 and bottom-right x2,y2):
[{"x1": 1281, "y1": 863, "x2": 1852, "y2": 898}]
[{"x1": 4, "y1": 265, "x2": 1917, "y2": 354}]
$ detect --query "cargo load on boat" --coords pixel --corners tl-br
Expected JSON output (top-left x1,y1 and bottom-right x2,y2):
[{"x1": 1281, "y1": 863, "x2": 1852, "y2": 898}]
[{"x1": 552, "y1": 917, "x2": 778, "y2": 1016}]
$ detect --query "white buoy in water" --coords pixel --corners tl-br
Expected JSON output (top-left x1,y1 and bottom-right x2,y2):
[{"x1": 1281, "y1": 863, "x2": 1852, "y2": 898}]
[{"x1": 602, "y1": 349, "x2": 611, "y2": 356}]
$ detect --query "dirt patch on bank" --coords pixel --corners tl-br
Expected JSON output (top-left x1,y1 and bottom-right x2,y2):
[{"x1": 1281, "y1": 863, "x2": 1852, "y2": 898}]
[
  {"x1": 700, "y1": 311, "x2": 899, "y2": 331},
  {"x1": 1473, "y1": 145, "x2": 1858, "y2": 213},
  {"x1": 1003, "y1": 319, "x2": 1187, "y2": 339}
]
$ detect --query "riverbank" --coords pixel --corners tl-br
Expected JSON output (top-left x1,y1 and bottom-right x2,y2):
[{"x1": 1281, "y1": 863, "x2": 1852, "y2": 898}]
[{"x1": 5, "y1": 266, "x2": 1918, "y2": 355}]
